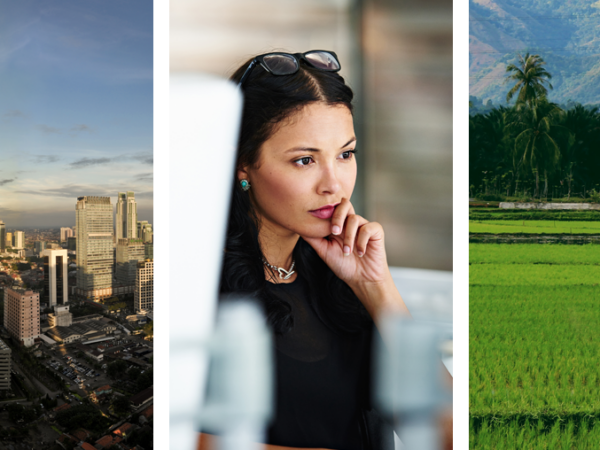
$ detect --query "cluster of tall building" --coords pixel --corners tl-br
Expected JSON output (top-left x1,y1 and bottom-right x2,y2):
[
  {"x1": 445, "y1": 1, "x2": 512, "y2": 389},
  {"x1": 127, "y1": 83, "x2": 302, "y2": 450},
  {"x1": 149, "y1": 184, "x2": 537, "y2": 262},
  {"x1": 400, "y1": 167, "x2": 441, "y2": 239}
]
[
  {"x1": 0, "y1": 191, "x2": 153, "y2": 353},
  {"x1": 0, "y1": 223, "x2": 25, "y2": 251},
  {"x1": 75, "y1": 192, "x2": 153, "y2": 313}
]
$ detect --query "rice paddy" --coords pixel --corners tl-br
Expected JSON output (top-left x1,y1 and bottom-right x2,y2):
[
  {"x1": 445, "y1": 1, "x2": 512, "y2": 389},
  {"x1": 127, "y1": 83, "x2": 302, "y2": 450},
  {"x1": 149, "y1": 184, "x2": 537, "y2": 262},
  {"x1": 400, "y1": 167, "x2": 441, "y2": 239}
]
[{"x1": 470, "y1": 239, "x2": 600, "y2": 448}]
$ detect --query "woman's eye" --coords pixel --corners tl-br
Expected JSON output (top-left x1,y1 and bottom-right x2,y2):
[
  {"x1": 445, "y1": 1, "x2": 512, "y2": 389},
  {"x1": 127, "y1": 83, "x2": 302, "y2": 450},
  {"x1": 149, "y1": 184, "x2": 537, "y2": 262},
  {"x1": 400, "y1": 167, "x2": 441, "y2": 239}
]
[{"x1": 294, "y1": 150, "x2": 356, "y2": 167}]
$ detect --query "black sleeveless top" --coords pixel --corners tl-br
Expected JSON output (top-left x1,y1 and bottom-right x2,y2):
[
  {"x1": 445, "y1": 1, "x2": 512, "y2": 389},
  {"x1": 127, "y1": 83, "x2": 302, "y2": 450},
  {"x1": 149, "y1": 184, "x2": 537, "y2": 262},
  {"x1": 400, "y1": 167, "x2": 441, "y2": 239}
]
[{"x1": 265, "y1": 275, "x2": 376, "y2": 450}]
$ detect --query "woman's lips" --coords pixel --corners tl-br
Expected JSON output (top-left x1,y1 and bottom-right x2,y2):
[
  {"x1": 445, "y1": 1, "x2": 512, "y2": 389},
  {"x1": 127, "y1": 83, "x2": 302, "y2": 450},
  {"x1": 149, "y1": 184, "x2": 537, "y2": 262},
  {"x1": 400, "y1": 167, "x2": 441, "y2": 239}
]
[{"x1": 309, "y1": 204, "x2": 338, "y2": 219}]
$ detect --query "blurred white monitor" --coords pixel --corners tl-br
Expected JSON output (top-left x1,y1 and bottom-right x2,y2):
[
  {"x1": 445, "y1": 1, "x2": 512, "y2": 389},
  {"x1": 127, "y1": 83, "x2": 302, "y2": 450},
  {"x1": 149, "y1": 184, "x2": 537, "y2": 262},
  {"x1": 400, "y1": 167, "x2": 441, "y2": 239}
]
[{"x1": 170, "y1": 74, "x2": 243, "y2": 450}]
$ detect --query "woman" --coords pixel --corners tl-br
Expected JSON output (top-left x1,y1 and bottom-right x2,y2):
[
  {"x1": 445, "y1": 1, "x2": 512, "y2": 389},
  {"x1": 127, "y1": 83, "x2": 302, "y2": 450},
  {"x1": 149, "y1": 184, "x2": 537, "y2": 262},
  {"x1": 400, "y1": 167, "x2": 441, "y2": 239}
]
[{"x1": 200, "y1": 50, "x2": 411, "y2": 450}]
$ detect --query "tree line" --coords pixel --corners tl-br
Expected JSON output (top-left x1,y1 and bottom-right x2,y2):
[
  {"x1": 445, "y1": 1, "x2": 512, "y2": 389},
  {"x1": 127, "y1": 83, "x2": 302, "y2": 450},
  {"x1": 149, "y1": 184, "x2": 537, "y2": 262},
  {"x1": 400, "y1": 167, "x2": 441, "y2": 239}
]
[{"x1": 470, "y1": 53, "x2": 600, "y2": 201}]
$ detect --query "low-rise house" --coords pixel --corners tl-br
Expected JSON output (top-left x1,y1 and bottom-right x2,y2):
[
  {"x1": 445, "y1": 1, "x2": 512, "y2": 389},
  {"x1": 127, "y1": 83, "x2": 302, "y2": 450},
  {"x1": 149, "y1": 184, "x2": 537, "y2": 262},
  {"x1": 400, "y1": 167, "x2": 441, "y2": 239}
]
[
  {"x1": 95, "y1": 434, "x2": 123, "y2": 449},
  {"x1": 129, "y1": 386, "x2": 153, "y2": 409},
  {"x1": 113, "y1": 422, "x2": 136, "y2": 439}
]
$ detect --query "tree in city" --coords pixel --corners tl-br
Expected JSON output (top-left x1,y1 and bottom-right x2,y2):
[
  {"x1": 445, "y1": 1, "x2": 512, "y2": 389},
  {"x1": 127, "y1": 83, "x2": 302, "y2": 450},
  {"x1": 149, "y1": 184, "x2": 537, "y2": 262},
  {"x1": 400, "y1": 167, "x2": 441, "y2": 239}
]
[
  {"x1": 106, "y1": 359, "x2": 128, "y2": 380},
  {"x1": 111, "y1": 395, "x2": 131, "y2": 416},
  {"x1": 128, "y1": 367, "x2": 141, "y2": 381}
]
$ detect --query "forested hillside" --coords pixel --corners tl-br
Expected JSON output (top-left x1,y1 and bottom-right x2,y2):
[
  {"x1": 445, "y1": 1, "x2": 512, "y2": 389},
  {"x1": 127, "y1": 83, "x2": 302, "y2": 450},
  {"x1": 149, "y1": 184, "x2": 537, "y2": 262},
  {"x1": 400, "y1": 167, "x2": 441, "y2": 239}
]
[{"x1": 470, "y1": 0, "x2": 600, "y2": 105}]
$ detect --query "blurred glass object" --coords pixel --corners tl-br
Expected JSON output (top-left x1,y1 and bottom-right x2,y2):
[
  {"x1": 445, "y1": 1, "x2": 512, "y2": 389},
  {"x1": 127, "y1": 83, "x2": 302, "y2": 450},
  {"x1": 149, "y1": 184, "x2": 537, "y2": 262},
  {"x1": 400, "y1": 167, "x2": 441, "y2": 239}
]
[
  {"x1": 201, "y1": 300, "x2": 274, "y2": 450},
  {"x1": 169, "y1": 75, "x2": 242, "y2": 450}
]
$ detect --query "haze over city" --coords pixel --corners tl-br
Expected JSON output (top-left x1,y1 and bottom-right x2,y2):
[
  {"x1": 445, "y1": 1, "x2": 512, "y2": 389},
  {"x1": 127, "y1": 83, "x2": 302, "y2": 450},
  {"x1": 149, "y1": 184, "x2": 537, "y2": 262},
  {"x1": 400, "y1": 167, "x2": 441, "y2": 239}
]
[{"x1": 0, "y1": 1, "x2": 153, "y2": 228}]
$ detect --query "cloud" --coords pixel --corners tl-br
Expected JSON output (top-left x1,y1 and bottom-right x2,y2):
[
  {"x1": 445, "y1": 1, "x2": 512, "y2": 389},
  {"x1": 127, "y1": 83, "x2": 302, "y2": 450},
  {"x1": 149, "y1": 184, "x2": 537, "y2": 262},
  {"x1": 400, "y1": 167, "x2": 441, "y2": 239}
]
[
  {"x1": 3, "y1": 110, "x2": 26, "y2": 119},
  {"x1": 132, "y1": 154, "x2": 153, "y2": 165},
  {"x1": 37, "y1": 124, "x2": 61, "y2": 134},
  {"x1": 70, "y1": 124, "x2": 92, "y2": 133},
  {"x1": 69, "y1": 157, "x2": 112, "y2": 169},
  {"x1": 0, "y1": 178, "x2": 16, "y2": 186},
  {"x1": 33, "y1": 155, "x2": 60, "y2": 163},
  {"x1": 135, "y1": 173, "x2": 153, "y2": 182}
]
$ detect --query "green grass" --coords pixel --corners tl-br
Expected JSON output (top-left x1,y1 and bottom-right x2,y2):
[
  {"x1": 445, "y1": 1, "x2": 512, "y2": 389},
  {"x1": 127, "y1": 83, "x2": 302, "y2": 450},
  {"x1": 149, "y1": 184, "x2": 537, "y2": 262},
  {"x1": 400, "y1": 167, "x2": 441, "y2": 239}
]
[
  {"x1": 469, "y1": 220, "x2": 600, "y2": 234},
  {"x1": 470, "y1": 210, "x2": 600, "y2": 222},
  {"x1": 470, "y1": 244, "x2": 600, "y2": 448},
  {"x1": 470, "y1": 243, "x2": 600, "y2": 265}
]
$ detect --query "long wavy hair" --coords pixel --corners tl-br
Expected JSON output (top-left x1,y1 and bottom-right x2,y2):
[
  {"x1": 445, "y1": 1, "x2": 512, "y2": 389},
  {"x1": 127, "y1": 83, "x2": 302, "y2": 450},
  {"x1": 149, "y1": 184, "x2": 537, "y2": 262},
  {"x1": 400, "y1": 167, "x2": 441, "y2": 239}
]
[{"x1": 219, "y1": 53, "x2": 371, "y2": 335}]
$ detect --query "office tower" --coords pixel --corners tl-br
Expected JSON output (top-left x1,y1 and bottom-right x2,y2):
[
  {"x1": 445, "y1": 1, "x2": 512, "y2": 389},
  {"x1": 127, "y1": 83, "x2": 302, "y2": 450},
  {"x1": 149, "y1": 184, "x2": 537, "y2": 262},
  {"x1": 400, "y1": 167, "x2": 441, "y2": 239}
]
[
  {"x1": 0, "y1": 221, "x2": 5, "y2": 253},
  {"x1": 41, "y1": 249, "x2": 69, "y2": 307},
  {"x1": 13, "y1": 231, "x2": 25, "y2": 249},
  {"x1": 116, "y1": 238, "x2": 146, "y2": 286},
  {"x1": 67, "y1": 237, "x2": 77, "y2": 251},
  {"x1": 34, "y1": 241, "x2": 47, "y2": 254},
  {"x1": 76, "y1": 196, "x2": 114, "y2": 299},
  {"x1": 116, "y1": 192, "x2": 138, "y2": 240},
  {"x1": 48, "y1": 305, "x2": 73, "y2": 327},
  {"x1": 60, "y1": 227, "x2": 74, "y2": 242},
  {"x1": 134, "y1": 259, "x2": 153, "y2": 313},
  {"x1": 145, "y1": 242, "x2": 153, "y2": 260},
  {"x1": 4, "y1": 288, "x2": 40, "y2": 347},
  {"x1": 137, "y1": 220, "x2": 153, "y2": 244},
  {"x1": 6, "y1": 232, "x2": 12, "y2": 247},
  {"x1": 0, "y1": 338, "x2": 10, "y2": 390}
]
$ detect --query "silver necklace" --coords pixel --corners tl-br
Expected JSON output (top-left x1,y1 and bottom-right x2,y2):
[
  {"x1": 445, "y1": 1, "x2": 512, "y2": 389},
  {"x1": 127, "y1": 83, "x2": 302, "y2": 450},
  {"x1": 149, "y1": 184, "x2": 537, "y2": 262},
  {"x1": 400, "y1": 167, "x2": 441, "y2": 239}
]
[{"x1": 262, "y1": 258, "x2": 296, "y2": 280}]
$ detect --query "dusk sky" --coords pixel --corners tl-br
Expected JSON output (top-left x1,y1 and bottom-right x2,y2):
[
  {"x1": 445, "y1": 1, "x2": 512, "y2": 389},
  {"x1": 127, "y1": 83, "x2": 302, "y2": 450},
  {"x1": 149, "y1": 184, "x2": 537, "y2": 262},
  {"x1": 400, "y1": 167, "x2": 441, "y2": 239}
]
[{"x1": 0, "y1": 1, "x2": 153, "y2": 229}]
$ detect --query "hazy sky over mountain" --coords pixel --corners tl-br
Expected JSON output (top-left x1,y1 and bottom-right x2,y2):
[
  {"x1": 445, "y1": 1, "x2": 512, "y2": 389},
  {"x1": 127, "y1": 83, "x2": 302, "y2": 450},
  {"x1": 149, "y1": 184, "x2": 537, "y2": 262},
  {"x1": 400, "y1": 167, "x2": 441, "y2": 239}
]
[{"x1": 0, "y1": 0, "x2": 153, "y2": 228}]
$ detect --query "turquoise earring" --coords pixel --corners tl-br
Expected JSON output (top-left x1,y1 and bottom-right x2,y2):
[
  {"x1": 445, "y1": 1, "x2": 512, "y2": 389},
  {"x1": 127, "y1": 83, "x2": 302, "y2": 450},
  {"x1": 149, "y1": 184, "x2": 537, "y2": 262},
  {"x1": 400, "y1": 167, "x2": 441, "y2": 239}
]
[{"x1": 240, "y1": 179, "x2": 251, "y2": 191}]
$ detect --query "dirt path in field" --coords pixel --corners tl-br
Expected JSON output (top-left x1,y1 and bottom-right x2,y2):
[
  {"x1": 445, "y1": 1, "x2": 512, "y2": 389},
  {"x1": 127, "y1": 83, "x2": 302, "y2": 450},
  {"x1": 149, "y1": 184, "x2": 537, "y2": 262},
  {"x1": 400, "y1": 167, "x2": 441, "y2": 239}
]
[{"x1": 469, "y1": 234, "x2": 600, "y2": 244}]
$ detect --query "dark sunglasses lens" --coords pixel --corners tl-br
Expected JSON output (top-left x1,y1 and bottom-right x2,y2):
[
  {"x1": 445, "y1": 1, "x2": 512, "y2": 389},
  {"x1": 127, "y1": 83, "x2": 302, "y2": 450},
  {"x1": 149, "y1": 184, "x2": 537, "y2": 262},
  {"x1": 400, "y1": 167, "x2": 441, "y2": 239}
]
[
  {"x1": 263, "y1": 54, "x2": 298, "y2": 75},
  {"x1": 305, "y1": 52, "x2": 340, "y2": 71}
]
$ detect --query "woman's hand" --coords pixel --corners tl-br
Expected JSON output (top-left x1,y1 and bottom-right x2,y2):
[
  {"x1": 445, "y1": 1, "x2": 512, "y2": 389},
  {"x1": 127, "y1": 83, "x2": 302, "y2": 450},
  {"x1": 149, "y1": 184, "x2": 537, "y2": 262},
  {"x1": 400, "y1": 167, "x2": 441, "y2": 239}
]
[{"x1": 302, "y1": 198, "x2": 387, "y2": 284}]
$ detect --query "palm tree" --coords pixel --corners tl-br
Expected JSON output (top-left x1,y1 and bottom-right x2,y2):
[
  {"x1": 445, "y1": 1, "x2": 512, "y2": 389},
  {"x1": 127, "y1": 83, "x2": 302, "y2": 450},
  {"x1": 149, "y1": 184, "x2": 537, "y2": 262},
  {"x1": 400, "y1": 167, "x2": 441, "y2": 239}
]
[
  {"x1": 506, "y1": 99, "x2": 566, "y2": 199},
  {"x1": 505, "y1": 53, "x2": 553, "y2": 106}
]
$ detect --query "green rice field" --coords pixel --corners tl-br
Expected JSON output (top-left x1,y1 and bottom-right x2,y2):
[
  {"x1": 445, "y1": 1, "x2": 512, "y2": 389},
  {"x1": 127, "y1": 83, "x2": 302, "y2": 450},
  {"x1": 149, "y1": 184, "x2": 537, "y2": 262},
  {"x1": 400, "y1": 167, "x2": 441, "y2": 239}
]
[
  {"x1": 469, "y1": 220, "x2": 600, "y2": 234},
  {"x1": 470, "y1": 243, "x2": 600, "y2": 449}
]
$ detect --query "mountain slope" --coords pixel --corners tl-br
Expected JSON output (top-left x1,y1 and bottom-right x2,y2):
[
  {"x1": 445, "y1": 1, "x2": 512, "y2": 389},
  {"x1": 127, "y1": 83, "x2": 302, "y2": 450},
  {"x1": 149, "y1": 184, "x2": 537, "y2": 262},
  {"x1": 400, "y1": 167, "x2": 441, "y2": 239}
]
[{"x1": 470, "y1": 0, "x2": 600, "y2": 105}]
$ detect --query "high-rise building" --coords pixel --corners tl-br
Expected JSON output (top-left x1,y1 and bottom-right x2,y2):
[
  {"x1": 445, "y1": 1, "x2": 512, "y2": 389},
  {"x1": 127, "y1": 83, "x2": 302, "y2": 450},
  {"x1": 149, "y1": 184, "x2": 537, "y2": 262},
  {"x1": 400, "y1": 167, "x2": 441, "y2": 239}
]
[
  {"x1": 67, "y1": 237, "x2": 77, "y2": 251},
  {"x1": 13, "y1": 231, "x2": 25, "y2": 249},
  {"x1": 134, "y1": 259, "x2": 153, "y2": 313},
  {"x1": 145, "y1": 242, "x2": 153, "y2": 260},
  {"x1": 116, "y1": 192, "x2": 138, "y2": 241},
  {"x1": 34, "y1": 241, "x2": 47, "y2": 254},
  {"x1": 76, "y1": 196, "x2": 114, "y2": 300},
  {"x1": 41, "y1": 249, "x2": 69, "y2": 307},
  {"x1": 60, "y1": 227, "x2": 74, "y2": 242},
  {"x1": 4, "y1": 288, "x2": 40, "y2": 347},
  {"x1": 137, "y1": 220, "x2": 153, "y2": 244},
  {"x1": 0, "y1": 338, "x2": 10, "y2": 390},
  {"x1": 0, "y1": 221, "x2": 5, "y2": 253},
  {"x1": 6, "y1": 232, "x2": 12, "y2": 248},
  {"x1": 116, "y1": 238, "x2": 146, "y2": 286}
]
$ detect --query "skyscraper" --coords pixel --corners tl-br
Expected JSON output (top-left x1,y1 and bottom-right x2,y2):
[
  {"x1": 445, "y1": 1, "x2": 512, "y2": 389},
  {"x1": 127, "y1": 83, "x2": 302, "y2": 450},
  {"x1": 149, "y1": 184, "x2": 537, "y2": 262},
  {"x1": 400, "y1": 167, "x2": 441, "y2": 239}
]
[
  {"x1": 116, "y1": 192, "x2": 138, "y2": 240},
  {"x1": 6, "y1": 232, "x2": 12, "y2": 248},
  {"x1": 116, "y1": 238, "x2": 146, "y2": 286},
  {"x1": 134, "y1": 259, "x2": 153, "y2": 313},
  {"x1": 4, "y1": 288, "x2": 40, "y2": 347},
  {"x1": 34, "y1": 241, "x2": 47, "y2": 254},
  {"x1": 137, "y1": 220, "x2": 153, "y2": 244},
  {"x1": 41, "y1": 249, "x2": 69, "y2": 307},
  {"x1": 76, "y1": 196, "x2": 114, "y2": 300},
  {"x1": 60, "y1": 227, "x2": 74, "y2": 242},
  {"x1": 0, "y1": 221, "x2": 5, "y2": 253},
  {"x1": 13, "y1": 231, "x2": 25, "y2": 249}
]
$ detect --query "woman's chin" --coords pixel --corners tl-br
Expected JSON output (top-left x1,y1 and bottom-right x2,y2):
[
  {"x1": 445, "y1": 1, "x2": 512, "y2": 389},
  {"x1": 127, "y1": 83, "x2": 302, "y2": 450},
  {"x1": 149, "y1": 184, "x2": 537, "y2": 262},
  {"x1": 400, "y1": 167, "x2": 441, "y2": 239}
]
[{"x1": 297, "y1": 221, "x2": 333, "y2": 239}]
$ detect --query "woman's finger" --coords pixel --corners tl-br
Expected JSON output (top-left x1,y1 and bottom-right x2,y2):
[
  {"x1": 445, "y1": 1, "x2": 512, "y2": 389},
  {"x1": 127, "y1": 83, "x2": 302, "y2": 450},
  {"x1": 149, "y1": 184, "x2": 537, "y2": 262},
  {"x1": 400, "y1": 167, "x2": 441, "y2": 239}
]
[
  {"x1": 344, "y1": 214, "x2": 364, "y2": 256},
  {"x1": 355, "y1": 222, "x2": 382, "y2": 257},
  {"x1": 330, "y1": 198, "x2": 353, "y2": 236}
]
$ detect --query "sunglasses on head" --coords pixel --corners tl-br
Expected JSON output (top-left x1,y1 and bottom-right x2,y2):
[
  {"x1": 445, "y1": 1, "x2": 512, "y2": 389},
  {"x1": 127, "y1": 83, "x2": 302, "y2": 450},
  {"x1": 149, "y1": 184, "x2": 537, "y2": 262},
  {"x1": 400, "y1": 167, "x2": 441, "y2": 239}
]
[{"x1": 239, "y1": 50, "x2": 341, "y2": 87}]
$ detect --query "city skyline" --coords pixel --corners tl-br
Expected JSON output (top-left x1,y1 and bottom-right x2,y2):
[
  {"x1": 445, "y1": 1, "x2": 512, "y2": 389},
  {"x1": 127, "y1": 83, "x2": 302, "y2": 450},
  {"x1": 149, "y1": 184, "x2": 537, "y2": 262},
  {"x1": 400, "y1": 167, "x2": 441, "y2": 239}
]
[{"x1": 0, "y1": 1, "x2": 153, "y2": 228}]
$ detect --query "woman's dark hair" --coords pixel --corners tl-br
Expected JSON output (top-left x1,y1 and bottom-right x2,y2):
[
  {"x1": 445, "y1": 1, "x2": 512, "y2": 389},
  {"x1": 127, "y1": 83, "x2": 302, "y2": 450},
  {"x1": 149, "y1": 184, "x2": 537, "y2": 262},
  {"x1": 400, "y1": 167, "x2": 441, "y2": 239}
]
[{"x1": 219, "y1": 53, "x2": 371, "y2": 335}]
